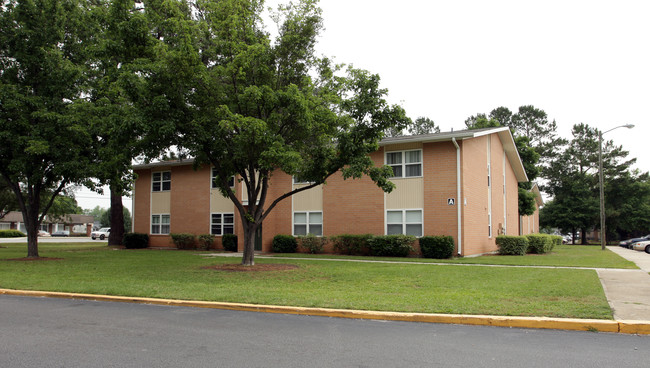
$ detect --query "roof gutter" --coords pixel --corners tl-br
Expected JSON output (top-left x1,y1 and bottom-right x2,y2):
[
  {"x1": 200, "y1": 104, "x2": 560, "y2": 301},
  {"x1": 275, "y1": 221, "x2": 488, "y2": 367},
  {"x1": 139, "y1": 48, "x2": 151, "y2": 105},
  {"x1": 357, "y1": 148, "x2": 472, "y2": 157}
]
[{"x1": 452, "y1": 137, "x2": 462, "y2": 256}]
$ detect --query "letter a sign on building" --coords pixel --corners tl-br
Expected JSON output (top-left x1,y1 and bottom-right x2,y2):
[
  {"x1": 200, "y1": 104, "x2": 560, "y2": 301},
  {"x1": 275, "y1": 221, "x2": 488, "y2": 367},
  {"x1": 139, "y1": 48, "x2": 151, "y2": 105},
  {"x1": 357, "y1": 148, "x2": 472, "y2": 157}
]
[{"x1": 447, "y1": 198, "x2": 455, "y2": 205}]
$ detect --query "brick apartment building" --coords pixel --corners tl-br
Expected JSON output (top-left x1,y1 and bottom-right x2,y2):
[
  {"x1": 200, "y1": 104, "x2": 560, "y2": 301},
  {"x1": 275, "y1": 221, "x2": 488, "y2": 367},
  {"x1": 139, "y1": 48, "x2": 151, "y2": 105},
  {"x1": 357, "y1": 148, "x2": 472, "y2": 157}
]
[{"x1": 131, "y1": 127, "x2": 539, "y2": 256}]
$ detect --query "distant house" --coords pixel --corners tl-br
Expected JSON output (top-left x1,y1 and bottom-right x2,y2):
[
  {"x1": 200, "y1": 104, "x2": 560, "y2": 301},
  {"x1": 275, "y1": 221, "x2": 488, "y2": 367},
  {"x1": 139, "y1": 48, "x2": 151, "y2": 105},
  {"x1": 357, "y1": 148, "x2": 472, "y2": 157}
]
[
  {"x1": 131, "y1": 127, "x2": 533, "y2": 256},
  {"x1": 0, "y1": 211, "x2": 94, "y2": 236}
]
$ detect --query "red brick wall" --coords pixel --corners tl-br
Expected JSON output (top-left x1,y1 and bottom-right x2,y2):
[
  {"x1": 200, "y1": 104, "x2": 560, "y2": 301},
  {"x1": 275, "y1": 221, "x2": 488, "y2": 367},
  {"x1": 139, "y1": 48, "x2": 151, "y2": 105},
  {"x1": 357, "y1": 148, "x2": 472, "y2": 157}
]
[
  {"x1": 133, "y1": 169, "x2": 151, "y2": 236},
  {"x1": 322, "y1": 150, "x2": 385, "y2": 237},
  {"x1": 460, "y1": 136, "x2": 491, "y2": 255},
  {"x1": 423, "y1": 141, "x2": 460, "y2": 252}
]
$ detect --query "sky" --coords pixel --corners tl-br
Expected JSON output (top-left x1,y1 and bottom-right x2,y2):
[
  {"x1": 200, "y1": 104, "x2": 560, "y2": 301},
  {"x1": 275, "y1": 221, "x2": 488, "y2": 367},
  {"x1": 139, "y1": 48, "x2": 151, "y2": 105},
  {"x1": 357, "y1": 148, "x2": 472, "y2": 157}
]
[{"x1": 75, "y1": 0, "x2": 649, "y2": 210}]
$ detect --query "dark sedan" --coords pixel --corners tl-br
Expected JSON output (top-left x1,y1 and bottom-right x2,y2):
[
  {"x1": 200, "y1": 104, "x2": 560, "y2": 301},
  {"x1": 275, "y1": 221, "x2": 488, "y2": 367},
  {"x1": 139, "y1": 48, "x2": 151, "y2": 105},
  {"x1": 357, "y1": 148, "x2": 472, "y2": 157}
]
[{"x1": 619, "y1": 234, "x2": 650, "y2": 249}]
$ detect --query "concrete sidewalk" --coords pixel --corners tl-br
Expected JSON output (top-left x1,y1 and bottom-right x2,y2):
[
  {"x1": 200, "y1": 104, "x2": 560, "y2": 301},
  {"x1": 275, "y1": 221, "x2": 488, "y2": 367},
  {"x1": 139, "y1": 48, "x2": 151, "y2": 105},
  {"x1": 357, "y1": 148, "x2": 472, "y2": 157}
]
[{"x1": 599, "y1": 247, "x2": 650, "y2": 321}]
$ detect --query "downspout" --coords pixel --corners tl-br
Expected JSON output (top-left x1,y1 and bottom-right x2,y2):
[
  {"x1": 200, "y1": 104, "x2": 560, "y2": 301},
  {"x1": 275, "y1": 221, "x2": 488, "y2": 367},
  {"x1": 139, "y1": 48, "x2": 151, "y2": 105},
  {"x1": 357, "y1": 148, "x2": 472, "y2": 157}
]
[{"x1": 452, "y1": 138, "x2": 462, "y2": 256}]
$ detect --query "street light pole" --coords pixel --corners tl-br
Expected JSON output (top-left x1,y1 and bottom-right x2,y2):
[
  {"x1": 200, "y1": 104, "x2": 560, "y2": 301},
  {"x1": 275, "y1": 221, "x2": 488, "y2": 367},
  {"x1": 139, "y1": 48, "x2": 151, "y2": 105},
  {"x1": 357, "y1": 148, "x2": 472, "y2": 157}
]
[{"x1": 598, "y1": 124, "x2": 634, "y2": 250}]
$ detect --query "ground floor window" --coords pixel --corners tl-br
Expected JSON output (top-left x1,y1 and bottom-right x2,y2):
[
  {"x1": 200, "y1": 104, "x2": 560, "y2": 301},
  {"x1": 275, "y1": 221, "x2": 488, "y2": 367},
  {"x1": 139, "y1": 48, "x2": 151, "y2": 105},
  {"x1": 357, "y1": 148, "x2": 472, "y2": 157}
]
[
  {"x1": 39, "y1": 224, "x2": 48, "y2": 232},
  {"x1": 386, "y1": 209, "x2": 423, "y2": 237},
  {"x1": 211, "y1": 213, "x2": 234, "y2": 235},
  {"x1": 0, "y1": 223, "x2": 10, "y2": 230},
  {"x1": 151, "y1": 214, "x2": 170, "y2": 234},
  {"x1": 293, "y1": 211, "x2": 322, "y2": 236}
]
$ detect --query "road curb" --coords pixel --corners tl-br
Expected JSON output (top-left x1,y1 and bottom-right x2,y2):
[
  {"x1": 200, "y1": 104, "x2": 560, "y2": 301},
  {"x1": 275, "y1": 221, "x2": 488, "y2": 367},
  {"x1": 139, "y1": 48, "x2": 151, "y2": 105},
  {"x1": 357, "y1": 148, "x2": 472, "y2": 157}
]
[{"x1": 2, "y1": 288, "x2": 649, "y2": 335}]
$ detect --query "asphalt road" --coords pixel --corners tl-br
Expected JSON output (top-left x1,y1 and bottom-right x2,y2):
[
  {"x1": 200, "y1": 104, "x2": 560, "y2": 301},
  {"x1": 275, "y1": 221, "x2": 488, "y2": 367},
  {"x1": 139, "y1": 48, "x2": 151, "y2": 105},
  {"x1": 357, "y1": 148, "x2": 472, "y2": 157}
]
[{"x1": 1, "y1": 295, "x2": 648, "y2": 368}]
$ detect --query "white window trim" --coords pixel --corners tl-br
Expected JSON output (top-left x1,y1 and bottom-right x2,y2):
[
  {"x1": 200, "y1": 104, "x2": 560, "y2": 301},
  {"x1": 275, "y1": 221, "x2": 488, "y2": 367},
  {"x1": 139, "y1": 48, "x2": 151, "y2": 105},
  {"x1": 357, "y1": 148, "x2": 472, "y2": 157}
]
[
  {"x1": 210, "y1": 212, "x2": 235, "y2": 236},
  {"x1": 292, "y1": 211, "x2": 323, "y2": 236},
  {"x1": 152, "y1": 171, "x2": 171, "y2": 192},
  {"x1": 385, "y1": 149, "x2": 423, "y2": 179},
  {"x1": 151, "y1": 214, "x2": 170, "y2": 235},
  {"x1": 385, "y1": 209, "x2": 424, "y2": 237}
]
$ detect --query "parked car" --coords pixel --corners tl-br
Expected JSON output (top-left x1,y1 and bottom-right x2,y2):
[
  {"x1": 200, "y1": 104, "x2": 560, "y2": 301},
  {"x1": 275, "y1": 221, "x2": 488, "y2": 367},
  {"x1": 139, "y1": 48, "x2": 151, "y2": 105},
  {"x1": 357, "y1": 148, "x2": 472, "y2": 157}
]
[
  {"x1": 562, "y1": 235, "x2": 573, "y2": 244},
  {"x1": 619, "y1": 235, "x2": 650, "y2": 249},
  {"x1": 51, "y1": 230, "x2": 70, "y2": 237},
  {"x1": 91, "y1": 227, "x2": 110, "y2": 240},
  {"x1": 631, "y1": 240, "x2": 650, "y2": 254},
  {"x1": 37, "y1": 230, "x2": 51, "y2": 237}
]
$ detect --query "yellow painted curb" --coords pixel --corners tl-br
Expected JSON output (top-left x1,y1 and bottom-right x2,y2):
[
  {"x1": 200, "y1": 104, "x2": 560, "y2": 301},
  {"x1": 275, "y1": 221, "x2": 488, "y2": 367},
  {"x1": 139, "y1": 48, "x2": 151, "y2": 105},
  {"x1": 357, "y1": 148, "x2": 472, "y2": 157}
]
[{"x1": 1, "y1": 288, "x2": 646, "y2": 334}]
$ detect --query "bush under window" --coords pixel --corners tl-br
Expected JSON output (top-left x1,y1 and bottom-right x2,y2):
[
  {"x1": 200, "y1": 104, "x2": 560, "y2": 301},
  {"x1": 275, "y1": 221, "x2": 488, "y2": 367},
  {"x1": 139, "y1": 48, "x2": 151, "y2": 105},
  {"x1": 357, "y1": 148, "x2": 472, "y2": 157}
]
[
  {"x1": 272, "y1": 235, "x2": 297, "y2": 253},
  {"x1": 123, "y1": 233, "x2": 149, "y2": 249},
  {"x1": 419, "y1": 235, "x2": 455, "y2": 259}
]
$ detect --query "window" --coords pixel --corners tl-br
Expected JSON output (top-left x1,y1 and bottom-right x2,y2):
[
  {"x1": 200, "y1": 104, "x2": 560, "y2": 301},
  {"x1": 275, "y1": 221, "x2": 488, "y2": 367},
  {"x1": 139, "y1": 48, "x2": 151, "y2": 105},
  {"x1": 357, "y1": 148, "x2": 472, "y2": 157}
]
[
  {"x1": 211, "y1": 213, "x2": 234, "y2": 235},
  {"x1": 152, "y1": 171, "x2": 171, "y2": 192},
  {"x1": 39, "y1": 224, "x2": 48, "y2": 232},
  {"x1": 293, "y1": 177, "x2": 311, "y2": 185},
  {"x1": 386, "y1": 209, "x2": 422, "y2": 237},
  {"x1": 211, "y1": 168, "x2": 234, "y2": 189},
  {"x1": 293, "y1": 211, "x2": 323, "y2": 236},
  {"x1": 386, "y1": 150, "x2": 422, "y2": 178},
  {"x1": 151, "y1": 214, "x2": 170, "y2": 234}
]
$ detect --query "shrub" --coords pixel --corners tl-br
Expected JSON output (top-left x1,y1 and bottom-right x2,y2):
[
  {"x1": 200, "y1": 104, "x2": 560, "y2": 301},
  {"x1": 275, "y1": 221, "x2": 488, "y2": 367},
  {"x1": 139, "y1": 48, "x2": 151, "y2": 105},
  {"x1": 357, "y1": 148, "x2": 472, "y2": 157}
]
[
  {"x1": 526, "y1": 234, "x2": 554, "y2": 254},
  {"x1": 298, "y1": 234, "x2": 327, "y2": 254},
  {"x1": 170, "y1": 233, "x2": 196, "y2": 250},
  {"x1": 368, "y1": 235, "x2": 415, "y2": 257},
  {"x1": 549, "y1": 235, "x2": 562, "y2": 251},
  {"x1": 0, "y1": 229, "x2": 26, "y2": 238},
  {"x1": 331, "y1": 234, "x2": 372, "y2": 255},
  {"x1": 420, "y1": 235, "x2": 455, "y2": 259},
  {"x1": 197, "y1": 234, "x2": 215, "y2": 251},
  {"x1": 272, "y1": 234, "x2": 297, "y2": 253},
  {"x1": 123, "y1": 233, "x2": 149, "y2": 249},
  {"x1": 222, "y1": 234, "x2": 238, "y2": 252},
  {"x1": 496, "y1": 235, "x2": 528, "y2": 255}
]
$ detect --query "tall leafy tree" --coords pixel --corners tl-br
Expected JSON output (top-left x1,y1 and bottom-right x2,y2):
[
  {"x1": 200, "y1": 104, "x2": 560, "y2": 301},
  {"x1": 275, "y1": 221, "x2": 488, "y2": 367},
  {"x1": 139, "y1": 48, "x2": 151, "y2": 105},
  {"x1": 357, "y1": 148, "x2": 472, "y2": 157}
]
[
  {"x1": 407, "y1": 117, "x2": 439, "y2": 135},
  {"x1": 542, "y1": 123, "x2": 635, "y2": 243},
  {"x1": 0, "y1": 0, "x2": 94, "y2": 257},
  {"x1": 79, "y1": 0, "x2": 158, "y2": 246},
  {"x1": 154, "y1": 0, "x2": 409, "y2": 265}
]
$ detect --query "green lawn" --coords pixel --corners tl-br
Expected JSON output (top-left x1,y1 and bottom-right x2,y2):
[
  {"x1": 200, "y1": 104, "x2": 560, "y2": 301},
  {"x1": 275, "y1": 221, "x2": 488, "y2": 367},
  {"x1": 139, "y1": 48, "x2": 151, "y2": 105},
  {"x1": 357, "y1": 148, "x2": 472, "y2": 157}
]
[
  {"x1": 269, "y1": 244, "x2": 638, "y2": 269},
  {"x1": 0, "y1": 243, "x2": 614, "y2": 319}
]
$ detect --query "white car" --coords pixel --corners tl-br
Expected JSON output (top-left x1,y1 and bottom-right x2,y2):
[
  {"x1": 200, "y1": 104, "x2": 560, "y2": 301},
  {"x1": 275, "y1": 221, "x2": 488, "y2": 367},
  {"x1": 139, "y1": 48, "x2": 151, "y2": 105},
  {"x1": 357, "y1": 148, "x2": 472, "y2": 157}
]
[
  {"x1": 631, "y1": 240, "x2": 650, "y2": 254},
  {"x1": 91, "y1": 227, "x2": 111, "y2": 240}
]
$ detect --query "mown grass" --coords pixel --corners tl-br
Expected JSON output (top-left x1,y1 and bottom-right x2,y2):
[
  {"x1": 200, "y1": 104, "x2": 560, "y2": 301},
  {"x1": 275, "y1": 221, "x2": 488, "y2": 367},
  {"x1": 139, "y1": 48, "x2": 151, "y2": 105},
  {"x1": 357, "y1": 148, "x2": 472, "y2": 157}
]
[
  {"x1": 269, "y1": 244, "x2": 638, "y2": 269},
  {"x1": 0, "y1": 243, "x2": 614, "y2": 319}
]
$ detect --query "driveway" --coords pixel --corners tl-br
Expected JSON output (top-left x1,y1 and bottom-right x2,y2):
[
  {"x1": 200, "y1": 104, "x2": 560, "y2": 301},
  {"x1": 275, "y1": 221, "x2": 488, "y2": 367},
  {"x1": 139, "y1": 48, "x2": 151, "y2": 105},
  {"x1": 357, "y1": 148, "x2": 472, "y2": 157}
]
[{"x1": 598, "y1": 247, "x2": 650, "y2": 320}]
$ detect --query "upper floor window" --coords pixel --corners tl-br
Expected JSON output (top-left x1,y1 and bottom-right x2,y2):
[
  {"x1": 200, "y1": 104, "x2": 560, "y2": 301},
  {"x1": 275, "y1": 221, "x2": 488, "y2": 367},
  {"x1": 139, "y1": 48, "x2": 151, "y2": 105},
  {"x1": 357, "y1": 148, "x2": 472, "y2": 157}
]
[
  {"x1": 211, "y1": 168, "x2": 234, "y2": 189},
  {"x1": 152, "y1": 171, "x2": 171, "y2": 192},
  {"x1": 386, "y1": 150, "x2": 422, "y2": 178}
]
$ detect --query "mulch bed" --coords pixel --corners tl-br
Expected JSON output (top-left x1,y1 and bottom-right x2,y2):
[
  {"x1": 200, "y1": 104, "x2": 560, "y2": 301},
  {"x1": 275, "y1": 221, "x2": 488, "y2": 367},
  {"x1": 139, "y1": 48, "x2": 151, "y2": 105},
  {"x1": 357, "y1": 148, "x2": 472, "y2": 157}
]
[
  {"x1": 202, "y1": 264, "x2": 299, "y2": 272},
  {"x1": 5, "y1": 257, "x2": 63, "y2": 261}
]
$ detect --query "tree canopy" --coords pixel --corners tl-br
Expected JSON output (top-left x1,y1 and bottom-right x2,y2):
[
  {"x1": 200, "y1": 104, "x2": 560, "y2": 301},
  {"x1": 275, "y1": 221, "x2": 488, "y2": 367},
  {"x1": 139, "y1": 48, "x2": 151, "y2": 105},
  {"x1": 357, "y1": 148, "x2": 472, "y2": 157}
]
[
  {"x1": 0, "y1": 0, "x2": 94, "y2": 257},
  {"x1": 138, "y1": 0, "x2": 409, "y2": 265}
]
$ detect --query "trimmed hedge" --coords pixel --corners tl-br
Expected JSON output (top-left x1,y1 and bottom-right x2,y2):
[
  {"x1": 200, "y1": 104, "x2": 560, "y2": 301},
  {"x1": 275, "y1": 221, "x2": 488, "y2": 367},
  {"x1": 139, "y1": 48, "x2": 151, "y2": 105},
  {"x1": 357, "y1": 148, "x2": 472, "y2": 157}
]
[
  {"x1": 368, "y1": 235, "x2": 415, "y2": 257},
  {"x1": 0, "y1": 229, "x2": 26, "y2": 238},
  {"x1": 420, "y1": 235, "x2": 455, "y2": 259},
  {"x1": 272, "y1": 234, "x2": 297, "y2": 253},
  {"x1": 550, "y1": 235, "x2": 562, "y2": 250},
  {"x1": 197, "y1": 234, "x2": 214, "y2": 251},
  {"x1": 123, "y1": 233, "x2": 149, "y2": 249},
  {"x1": 297, "y1": 234, "x2": 327, "y2": 254},
  {"x1": 496, "y1": 235, "x2": 528, "y2": 255},
  {"x1": 171, "y1": 233, "x2": 196, "y2": 250},
  {"x1": 526, "y1": 234, "x2": 555, "y2": 254},
  {"x1": 331, "y1": 234, "x2": 372, "y2": 255},
  {"x1": 222, "y1": 234, "x2": 238, "y2": 252}
]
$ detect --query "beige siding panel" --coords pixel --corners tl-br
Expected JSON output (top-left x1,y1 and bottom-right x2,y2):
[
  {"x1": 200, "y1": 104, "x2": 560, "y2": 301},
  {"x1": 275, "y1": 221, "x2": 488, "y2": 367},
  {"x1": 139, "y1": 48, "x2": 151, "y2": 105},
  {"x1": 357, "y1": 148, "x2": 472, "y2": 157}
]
[
  {"x1": 386, "y1": 178, "x2": 424, "y2": 209},
  {"x1": 384, "y1": 142, "x2": 423, "y2": 152},
  {"x1": 151, "y1": 192, "x2": 171, "y2": 214},
  {"x1": 292, "y1": 184, "x2": 323, "y2": 211},
  {"x1": 210, "y1": 190, "x2": 235, "y2": 213}
]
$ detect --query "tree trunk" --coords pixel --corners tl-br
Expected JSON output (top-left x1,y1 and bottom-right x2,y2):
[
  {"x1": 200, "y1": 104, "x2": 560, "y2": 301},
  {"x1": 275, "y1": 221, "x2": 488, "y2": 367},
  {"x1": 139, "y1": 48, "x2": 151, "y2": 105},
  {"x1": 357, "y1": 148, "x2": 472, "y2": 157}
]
[
  {"x1": 241, "y1": 222, "x2": 257, "y2": 266},
  {"x1": 25, "y1": 217, "x2": 39, "y2": 258},
  {"x1": 108, "y1": 185, "x2": 124, "y2": 246},
  {"x1": 580, "y1": 228, "x2": 587, "y2": 245}
]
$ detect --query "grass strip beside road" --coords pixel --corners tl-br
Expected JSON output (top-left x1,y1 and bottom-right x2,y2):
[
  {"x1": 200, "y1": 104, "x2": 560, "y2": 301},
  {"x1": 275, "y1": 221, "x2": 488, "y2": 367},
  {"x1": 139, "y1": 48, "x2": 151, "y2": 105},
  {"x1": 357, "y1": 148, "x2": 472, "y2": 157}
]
[
  {"x1": 269, "y1": 244, "x2": 638, "y2": 269},
  {"x1": 0, "y1": 243, "x2": 612, "y2": 319}
]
